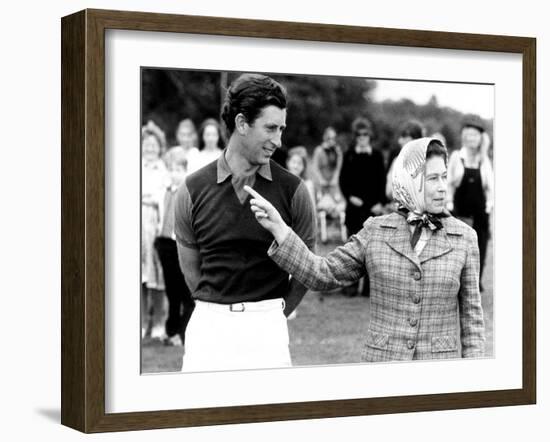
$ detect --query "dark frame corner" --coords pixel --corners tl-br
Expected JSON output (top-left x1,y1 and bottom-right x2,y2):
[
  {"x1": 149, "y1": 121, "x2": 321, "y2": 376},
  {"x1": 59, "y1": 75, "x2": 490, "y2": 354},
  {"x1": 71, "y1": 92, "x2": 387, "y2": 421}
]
[{"x1": 61, "y1": 8, "x2": 536, "y2": 433}]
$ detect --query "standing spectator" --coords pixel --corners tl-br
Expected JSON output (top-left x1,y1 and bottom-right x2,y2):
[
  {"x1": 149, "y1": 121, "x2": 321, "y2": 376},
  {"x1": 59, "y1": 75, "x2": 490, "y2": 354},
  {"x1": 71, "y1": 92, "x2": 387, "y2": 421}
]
[
  {"x1": 340, "y1": 117, "x2": 386, "y2": 235},
  {"x1": 311, "y1": 126, "x2": 346, "y2": 243},
  {"x1": 141, "y1": 121, "x2": 169, "y2": 339},
  {"x1": 154, "y1": 150, "x2": 196, "y2": 347},
  {"x1": 286, "y1": 146, "x2": 316, "y2": 212},
  {"x1": 187, "y1": 118, "x2": 225, "y2": 174},
  {"x1": 385, "y1": 119, "x2": 425, "y2": 201},
  {"x1": 447, "y1": 114, "x2": 494, "y2": 291},
  {"x1": 340, "y1": 117, "x2": 386, "y2": 297},
  {"x1": 164, "y1": 118, "x2": 199, "y2": 174}
]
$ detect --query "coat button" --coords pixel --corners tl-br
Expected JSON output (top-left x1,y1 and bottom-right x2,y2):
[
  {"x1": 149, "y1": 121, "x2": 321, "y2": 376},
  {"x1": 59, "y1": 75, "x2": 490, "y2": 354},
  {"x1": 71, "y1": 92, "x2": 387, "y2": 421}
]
[
  {"x1": 412, "y1": 271, "x2": 421, "y2": 280},
  {"x1": 409, "y1": 318, "x2": 418, "y2": 327},
  {"x1": 407, "y1": 340, "x2": 416, "y2": 350}
]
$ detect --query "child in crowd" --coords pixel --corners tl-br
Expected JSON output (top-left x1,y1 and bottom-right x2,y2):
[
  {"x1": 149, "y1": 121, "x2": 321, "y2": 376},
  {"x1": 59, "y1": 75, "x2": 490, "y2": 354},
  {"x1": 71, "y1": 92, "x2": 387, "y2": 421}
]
[
  {"x1": 286, "y1": 146, "x2": 316, "y2": 211},
  {"x1": 164, "y1": 118, "x2": 199, "y2": 174},
  {"x1": 154, "y1": 150, "x2": 195, "y2": 346}
]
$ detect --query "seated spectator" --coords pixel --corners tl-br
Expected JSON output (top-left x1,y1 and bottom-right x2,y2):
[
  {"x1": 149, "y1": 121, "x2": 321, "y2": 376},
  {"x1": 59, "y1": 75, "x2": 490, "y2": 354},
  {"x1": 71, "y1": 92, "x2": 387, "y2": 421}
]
[{"x1": 311, "y1": 126, "x2": 346, "y2": 243}]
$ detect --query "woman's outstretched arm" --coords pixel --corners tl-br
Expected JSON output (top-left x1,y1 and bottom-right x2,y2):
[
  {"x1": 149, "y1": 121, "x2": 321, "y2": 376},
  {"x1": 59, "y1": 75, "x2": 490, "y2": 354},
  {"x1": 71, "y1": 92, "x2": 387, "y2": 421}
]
[{"x1": 245, "y1": 185, "x2": 367, "y2": 291}]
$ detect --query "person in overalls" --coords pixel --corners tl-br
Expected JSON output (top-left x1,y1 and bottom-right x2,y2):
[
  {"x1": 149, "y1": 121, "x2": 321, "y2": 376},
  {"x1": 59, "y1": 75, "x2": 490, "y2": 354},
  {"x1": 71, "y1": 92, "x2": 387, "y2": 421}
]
[{"x1": 447, "y1": 115, "x2": 494, "y2": 291}]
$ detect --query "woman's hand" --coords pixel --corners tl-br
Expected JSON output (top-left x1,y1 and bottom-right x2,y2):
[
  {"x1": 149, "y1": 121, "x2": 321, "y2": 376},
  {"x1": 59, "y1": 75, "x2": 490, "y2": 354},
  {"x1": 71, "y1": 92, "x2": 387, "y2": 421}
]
[
  {"x1": 370, "y1": 202, "x2": 384, "y2": 215},
  {"x1": 244, "y1": 185, "x2": 290, "y2": 244}
]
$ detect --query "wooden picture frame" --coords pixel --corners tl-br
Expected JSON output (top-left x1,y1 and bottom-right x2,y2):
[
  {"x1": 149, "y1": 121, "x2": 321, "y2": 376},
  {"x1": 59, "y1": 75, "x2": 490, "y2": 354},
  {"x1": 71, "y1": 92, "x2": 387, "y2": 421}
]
[{"x1": 61, "y1": 8, "x2": 536, "y2": 433}]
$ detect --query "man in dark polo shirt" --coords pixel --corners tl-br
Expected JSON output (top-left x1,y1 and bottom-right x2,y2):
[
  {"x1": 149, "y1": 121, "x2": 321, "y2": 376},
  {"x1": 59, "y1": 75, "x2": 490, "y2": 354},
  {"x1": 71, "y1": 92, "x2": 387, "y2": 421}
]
[{"x1": 174, "y1": 73, "x2": 316, "y2": 371}]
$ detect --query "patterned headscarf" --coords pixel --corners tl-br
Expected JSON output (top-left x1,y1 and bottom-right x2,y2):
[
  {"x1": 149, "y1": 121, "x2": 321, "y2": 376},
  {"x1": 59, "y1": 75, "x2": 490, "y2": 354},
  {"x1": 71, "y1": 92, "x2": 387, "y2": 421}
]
[{"x1": 392, "y1": 137, "x2": 449, "y2": 247}]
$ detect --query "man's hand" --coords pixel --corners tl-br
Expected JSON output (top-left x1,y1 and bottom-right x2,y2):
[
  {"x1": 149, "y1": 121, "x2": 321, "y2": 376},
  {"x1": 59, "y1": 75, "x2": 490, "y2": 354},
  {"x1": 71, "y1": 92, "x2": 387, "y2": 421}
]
[
  {"x1": 244, "y1": 185, "x2": 290, "y2": 244},
  {"x1": 349, "y1": 196, "x2": 364, "y2": 207}
]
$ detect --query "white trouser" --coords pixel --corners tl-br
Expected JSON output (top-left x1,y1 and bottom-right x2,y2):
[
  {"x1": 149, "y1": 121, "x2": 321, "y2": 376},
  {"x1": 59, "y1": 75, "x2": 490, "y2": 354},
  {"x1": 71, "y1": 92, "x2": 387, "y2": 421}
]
[{"x1": 181, "y1": 298, "x2": 291, "y2": 372}]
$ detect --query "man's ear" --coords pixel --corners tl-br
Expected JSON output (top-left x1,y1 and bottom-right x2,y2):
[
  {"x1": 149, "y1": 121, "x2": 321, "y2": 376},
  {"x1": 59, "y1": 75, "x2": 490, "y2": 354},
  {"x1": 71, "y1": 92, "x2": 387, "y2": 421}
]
[{"x1": 234, "y1": 113, "x2": 248, "y2": 136}]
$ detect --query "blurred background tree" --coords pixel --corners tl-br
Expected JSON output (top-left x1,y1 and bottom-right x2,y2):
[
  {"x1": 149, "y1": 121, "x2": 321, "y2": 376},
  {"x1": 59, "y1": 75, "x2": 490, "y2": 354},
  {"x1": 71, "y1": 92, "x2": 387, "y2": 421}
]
[{"x1": 142, "y1": 68, "x2": 493, "y2": 155}]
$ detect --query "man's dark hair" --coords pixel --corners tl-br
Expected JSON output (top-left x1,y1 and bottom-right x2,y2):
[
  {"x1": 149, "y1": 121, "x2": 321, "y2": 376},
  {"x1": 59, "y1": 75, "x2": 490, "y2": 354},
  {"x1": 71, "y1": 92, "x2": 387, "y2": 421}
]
[
  {"x1": 426, "y1": 139, "x2": 448, "y2": 165},
  {"x1": 220, "y1": 73, "x2": 287, "y2": 136},
  {"x1": 351, "y1": 117, "x2": 374, "y2": 136},
  {"x1": 399, "y1": 119, "x2": 425, "y2": 140}
]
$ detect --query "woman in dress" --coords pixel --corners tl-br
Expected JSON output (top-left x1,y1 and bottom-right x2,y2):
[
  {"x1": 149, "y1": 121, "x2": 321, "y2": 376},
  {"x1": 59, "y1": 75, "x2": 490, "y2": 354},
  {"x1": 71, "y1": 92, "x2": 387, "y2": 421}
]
[
  {"x1": 187, "y1": 118, "x2": 225, "y2": 174},
  {"x1": 141, "y1": 121, "x2": 170, "y2": 339},
  {"x1": 245, "y1": 137, "x2": 485, "y2": 362}
]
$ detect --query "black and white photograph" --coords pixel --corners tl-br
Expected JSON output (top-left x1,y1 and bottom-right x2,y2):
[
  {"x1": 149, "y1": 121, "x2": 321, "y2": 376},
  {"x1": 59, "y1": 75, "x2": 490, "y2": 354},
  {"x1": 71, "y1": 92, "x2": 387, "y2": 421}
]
[
  {"x1": 55, "y1": 5, "x2": 536, "y2": 435},
  {"x1": 140, "y1": 68, "x2": 494, "y2": 374}
]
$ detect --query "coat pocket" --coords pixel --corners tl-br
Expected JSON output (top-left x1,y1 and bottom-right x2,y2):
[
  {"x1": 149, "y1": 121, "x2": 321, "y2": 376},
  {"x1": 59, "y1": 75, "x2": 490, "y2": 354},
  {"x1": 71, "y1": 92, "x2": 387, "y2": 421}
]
[
  {"x1": 431, "y1": 335, "x2": 458, "y2": 353},
  {"x1": 365, "y1": 330, "x2": 389, "y2": 350}
]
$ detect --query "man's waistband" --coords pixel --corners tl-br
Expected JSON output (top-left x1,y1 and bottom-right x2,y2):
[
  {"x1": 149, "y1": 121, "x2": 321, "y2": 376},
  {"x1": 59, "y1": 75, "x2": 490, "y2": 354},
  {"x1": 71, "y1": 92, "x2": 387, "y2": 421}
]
[{"x1": 195, "y1": 298, "x2": 285, "y2": 313}]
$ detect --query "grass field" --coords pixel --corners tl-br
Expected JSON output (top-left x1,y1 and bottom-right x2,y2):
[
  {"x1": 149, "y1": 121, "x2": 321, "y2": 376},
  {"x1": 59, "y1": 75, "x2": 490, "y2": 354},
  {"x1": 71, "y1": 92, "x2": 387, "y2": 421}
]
[{"x1": 141, "y1": 230, "x2": 494, "y2": 373}]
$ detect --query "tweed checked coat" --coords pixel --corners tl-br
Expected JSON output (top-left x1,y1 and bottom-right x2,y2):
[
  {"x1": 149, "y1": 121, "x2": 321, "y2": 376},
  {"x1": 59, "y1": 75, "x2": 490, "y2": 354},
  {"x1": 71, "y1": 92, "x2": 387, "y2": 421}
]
[{"x1": 268, "y1": 212, "x2": 485, "y2": 362}]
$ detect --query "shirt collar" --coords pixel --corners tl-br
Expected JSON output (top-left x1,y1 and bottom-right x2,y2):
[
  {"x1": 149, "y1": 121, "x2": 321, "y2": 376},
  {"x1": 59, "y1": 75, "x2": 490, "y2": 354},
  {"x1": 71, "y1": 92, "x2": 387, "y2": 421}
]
[
  {"x1": 216, "y1": 149, "x2": 273, "y2": 184},
  {"x1": 355, "y1": 145, "x2": 373, "y2": 155}
]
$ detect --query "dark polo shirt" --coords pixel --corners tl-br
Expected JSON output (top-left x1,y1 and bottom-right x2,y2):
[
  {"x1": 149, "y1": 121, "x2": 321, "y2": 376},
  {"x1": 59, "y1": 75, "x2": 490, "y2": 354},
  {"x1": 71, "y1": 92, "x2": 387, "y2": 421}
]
[{"x1": 174, "y1": 151, "x2": 316, "y2": 304}]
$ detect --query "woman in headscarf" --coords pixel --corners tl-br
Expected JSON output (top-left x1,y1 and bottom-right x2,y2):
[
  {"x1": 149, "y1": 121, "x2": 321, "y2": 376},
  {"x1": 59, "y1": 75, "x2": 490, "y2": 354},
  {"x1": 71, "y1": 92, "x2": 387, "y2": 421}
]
[{"x1": 244, "y1": 137, "x2": 485, "y2": 362}]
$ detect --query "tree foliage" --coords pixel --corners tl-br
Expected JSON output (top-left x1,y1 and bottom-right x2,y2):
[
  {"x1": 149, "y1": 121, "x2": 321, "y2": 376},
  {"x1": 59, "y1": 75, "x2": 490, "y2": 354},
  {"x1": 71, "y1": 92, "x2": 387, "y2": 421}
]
[{"x1": 142, "y1": 69, "x2": 493, "y2": 155}]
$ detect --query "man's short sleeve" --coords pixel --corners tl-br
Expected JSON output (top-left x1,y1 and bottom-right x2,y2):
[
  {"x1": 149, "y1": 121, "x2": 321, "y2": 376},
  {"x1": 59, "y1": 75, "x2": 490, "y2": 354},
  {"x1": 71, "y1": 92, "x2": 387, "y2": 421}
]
[
  {"x1": 291, "y1": 180, "x2": 316, "y2": 251},
  {"x1": 174, "y1": 179, "x2": 198, "y2": 249}
]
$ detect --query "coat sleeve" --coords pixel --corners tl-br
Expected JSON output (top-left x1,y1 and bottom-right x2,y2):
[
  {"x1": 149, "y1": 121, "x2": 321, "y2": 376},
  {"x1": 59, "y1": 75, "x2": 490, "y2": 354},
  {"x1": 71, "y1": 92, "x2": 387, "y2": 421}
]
[
  {"x1": 458, "y1": 228, "x2": 486, "y2": 357},
  {"x1": 267, "y1": 218, "x2": 372, "y2": 291}
]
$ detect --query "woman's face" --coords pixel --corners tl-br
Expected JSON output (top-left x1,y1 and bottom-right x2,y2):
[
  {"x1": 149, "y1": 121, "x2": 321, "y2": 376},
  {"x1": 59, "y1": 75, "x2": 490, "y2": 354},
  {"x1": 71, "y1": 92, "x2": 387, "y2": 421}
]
[
  {"x1": 323, "y1": 128, "x2": 337, "y2": 147},
  {"x1": 424, "y1": 155, "x2": 447, "y2": 214},
  {"x1": 203, "y1": 124, "x2": 220, "y2": 149},
  {"x1": 462, "y1": 127, "x2": 482, "y2": 150},
  {"x1": 287, "y1": 154, "x2": 305, "y2": 177},
  {"x1": 177, "y1": 125, "x2": 195, "y2": 148},
  {"x1": 142, "y1": 135, "x2": 161, "y2": 162}
]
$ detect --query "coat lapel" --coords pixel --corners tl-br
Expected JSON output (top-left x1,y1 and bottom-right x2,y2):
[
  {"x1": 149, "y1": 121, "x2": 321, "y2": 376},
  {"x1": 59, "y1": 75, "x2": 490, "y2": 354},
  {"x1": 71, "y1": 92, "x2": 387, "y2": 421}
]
[
  {"x1": 420, "y1": 218, "x2": 462, "y2": 263},
  {"x1": 383, "y1": 216, "x2": 421, "y2": 270},
  {"x1": 418, "y1": 228, "x2": 453, "y2": 263}
]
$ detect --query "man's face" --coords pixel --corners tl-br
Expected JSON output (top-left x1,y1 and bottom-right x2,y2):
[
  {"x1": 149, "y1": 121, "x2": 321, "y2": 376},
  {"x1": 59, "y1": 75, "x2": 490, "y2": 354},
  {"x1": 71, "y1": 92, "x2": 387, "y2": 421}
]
[
  {"x1": 423, "y1": 155, "x2": 447, "y2": 214},
  {"x1": 242, "y1": 105, "x2": 286, "y2": 166},
  {"x1": 356, "y1": 129, "x2": 371, "y2": 149}
]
